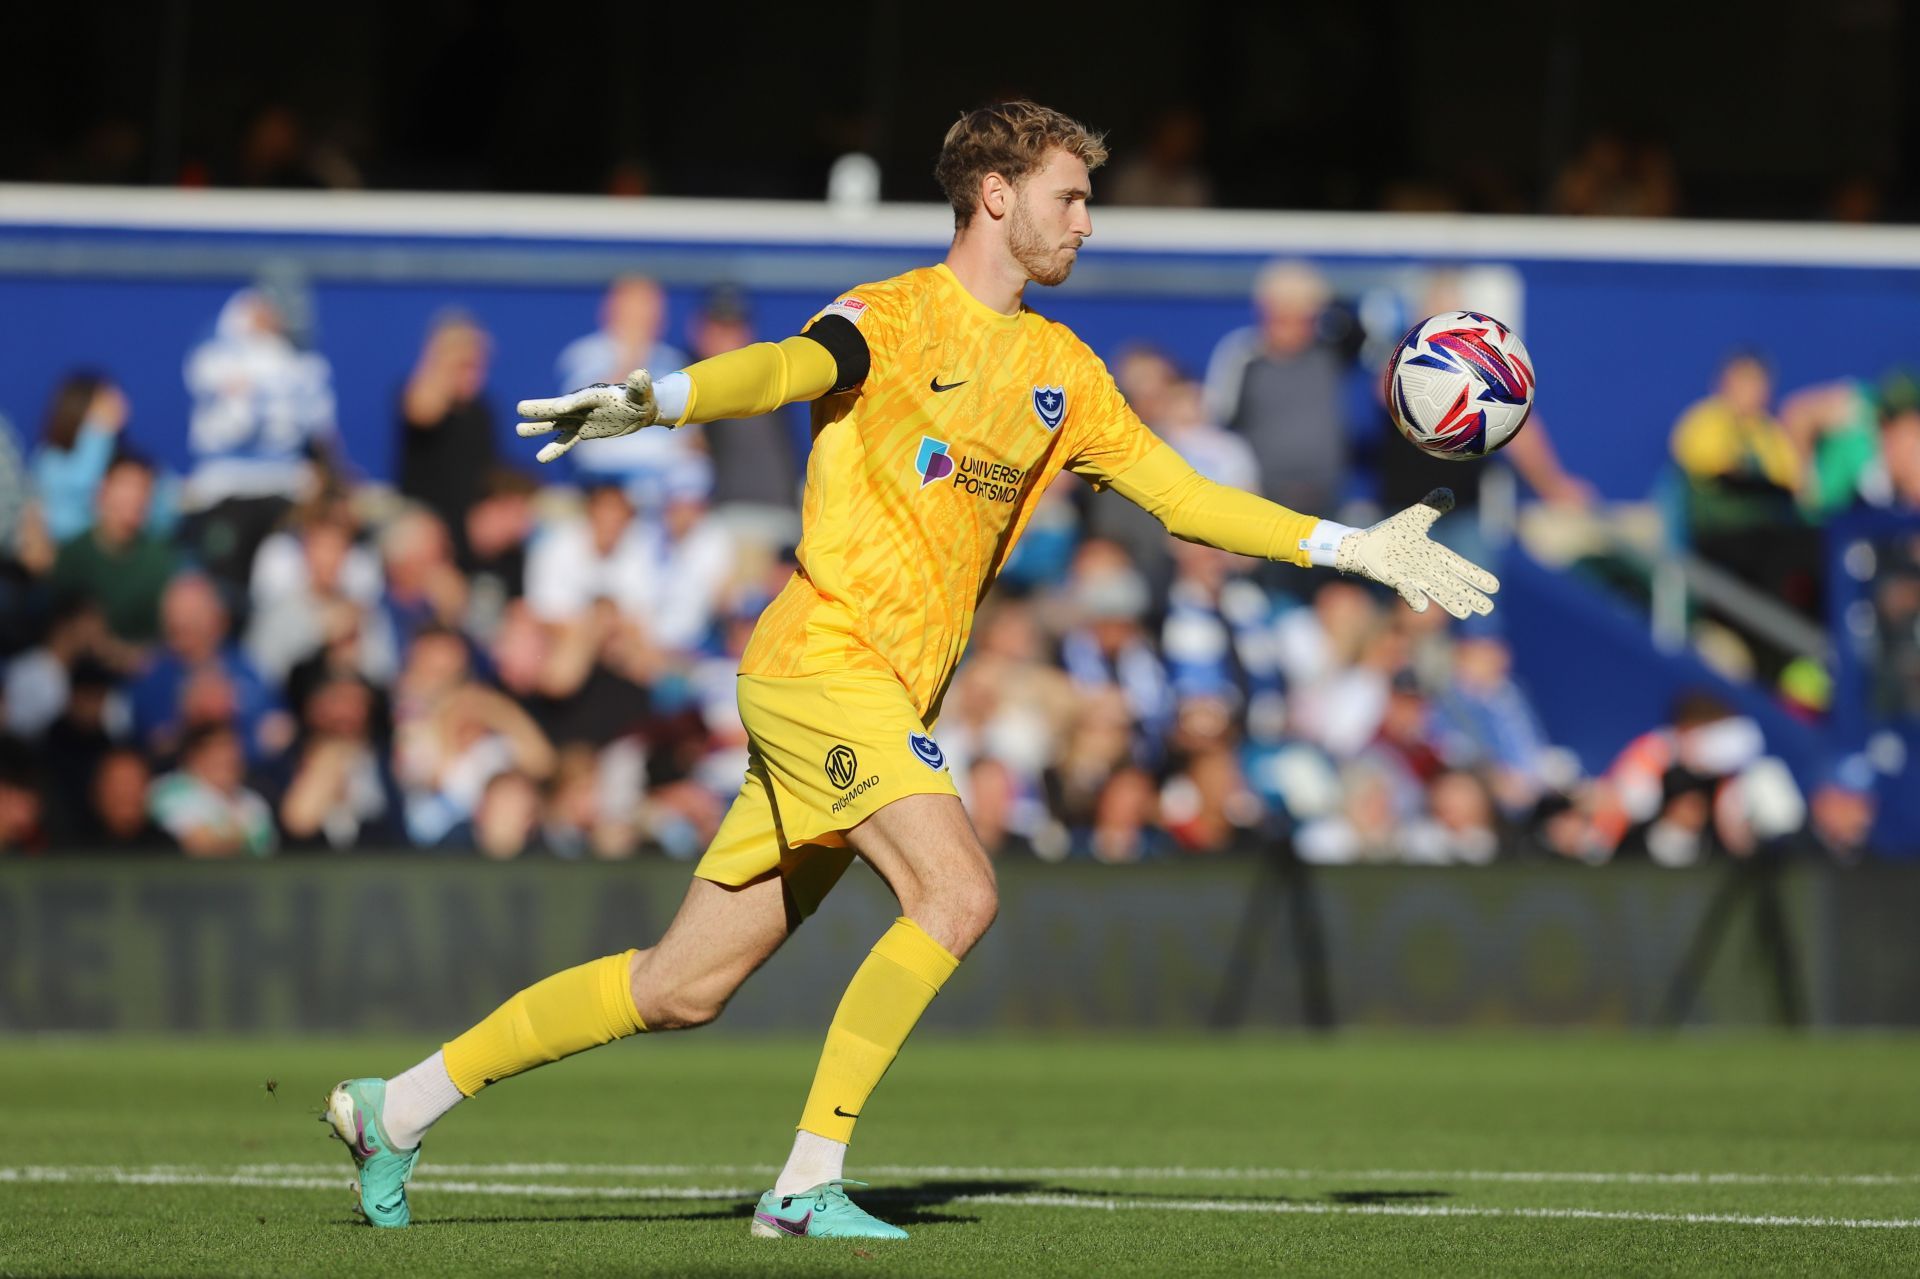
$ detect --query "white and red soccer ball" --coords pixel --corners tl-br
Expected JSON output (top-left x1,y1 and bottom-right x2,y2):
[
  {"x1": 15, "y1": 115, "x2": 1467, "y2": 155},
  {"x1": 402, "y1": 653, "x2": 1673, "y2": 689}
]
[{"x1": 1385, "y1": 311, "x2": 1535, "y2": 460}]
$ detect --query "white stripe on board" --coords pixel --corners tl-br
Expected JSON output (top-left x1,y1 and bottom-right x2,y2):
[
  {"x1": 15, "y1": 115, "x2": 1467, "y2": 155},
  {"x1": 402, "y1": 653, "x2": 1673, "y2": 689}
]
[
  {"x1": 2, "y1": 1166, "x2": 1916, "y2": 1230},
  {"x1": 8, "y1": 183, "x2": 1920, "y2": 269}
]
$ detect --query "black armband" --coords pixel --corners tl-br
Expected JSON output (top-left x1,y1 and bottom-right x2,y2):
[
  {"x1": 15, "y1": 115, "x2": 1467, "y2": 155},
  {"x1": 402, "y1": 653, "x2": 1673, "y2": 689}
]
[{"x1": 800, "y1": 313, "x2": 871, "y2": 393}]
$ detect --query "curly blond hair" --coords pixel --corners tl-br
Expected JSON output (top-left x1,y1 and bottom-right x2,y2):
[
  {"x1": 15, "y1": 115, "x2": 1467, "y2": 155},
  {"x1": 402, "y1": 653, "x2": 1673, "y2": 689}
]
[{"x1": 934, "y1": 101, "x2": 1108, "y2": 229}]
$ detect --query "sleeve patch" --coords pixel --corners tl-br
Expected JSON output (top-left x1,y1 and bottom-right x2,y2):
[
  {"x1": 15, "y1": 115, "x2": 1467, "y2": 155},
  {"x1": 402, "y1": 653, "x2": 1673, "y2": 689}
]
[{"x1": 822, "y1": 296, "x2": 870, "y2": 325}]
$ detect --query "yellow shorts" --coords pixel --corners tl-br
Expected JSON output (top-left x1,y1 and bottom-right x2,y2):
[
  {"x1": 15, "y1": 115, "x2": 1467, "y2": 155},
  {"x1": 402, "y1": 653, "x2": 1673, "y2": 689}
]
[{"x1": 693, "y1": 672, "x2": 960, "y2": 916}]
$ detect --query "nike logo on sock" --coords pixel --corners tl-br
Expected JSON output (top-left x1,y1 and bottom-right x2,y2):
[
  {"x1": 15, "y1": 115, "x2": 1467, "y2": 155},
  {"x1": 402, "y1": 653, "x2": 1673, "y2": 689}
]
[{"x1": 834, "y1": 1106, "x2": 860, "y2": 1119}]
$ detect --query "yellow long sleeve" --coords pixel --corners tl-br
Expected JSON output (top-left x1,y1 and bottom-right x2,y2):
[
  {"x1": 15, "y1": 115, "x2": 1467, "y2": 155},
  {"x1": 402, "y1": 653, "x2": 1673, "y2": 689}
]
[
  {"x1": 1105, "y1": 441, "x2": 1319, "y2": 568},
  {"x1": 672, "y1": 335, "x2": 841, "y2": 426}
]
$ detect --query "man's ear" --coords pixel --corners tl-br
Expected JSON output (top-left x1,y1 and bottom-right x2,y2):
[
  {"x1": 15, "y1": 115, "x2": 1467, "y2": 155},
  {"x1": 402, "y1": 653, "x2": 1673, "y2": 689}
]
[{"x1": 980, "y1": 171, "x2": 1011, "y2": 219}]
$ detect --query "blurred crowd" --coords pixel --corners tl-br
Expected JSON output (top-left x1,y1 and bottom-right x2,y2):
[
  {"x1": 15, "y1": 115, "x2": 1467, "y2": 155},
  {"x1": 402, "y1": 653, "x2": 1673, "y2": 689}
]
[
  {"x1": 0, "y1": 262, "x2": 1891, "y2": 863},
  {"x1": 1666, "y1": 350, "x2": 1920, "y2": 710}
]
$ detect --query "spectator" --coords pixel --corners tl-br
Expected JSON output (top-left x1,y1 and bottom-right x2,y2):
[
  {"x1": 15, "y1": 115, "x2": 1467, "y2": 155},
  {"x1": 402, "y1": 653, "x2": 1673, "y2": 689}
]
[
  {"x1": 398, "y1": 312, "x2": 498, "y2": 563},
  {"x1": 1670, "y1": 352, "x2": 1827, "y2": 640},
  {"x1": 647, "y1": 458, "x2": 736, "y2": 656},
  {"x1": 1289, "y1": 618, "x2": 1411, "y2": 761},
  {"x1": 523, "y1": 483, "x2": 659, "y2": 626},
  {"x1": 1159, "y1": 699, "x2": 1260, "y2": 854},
  {"x1": 392, "y1": 627, "x2": 556, "y2": 846},
  {"x1": 181, "y1": 285, "x2": 337, "y2": 585},
  {"x1": 1429, "y1": 628, "x2": 1556, "y2": 815},
  {"x1": 80, "y1": 748, "x2": 174, "y2": 852},
  {"x1": 686, "y1": 286, "x2": 803, "y2": 543},
  {"x1": 43, "y1": 658, "x2": 132, "y2": 838},
  {"x1": 4, "y1": 599, "x2": 111, "y2": 739},
  {"x1": 1089, "y1": 765, "x2": 1162, "y2": 863},
  {"x1": 278, "y1": 672, "x2": 403, "y2": 850},
  {"x1": 0, "y1": 412, "x2": 37, "y2": 574},
  {"x1": 1801, "y1": 754, "x2": 1879, "y2": 863},
  {"x1": 489, "y1": 600, "x2": 650, "y2": 750},
  {"x1": 0, "y1": 738, "x2": 47, "y2": 854},
  {"x1": 50, "y1": 454, "x2": 179, "y2": 650},
  {"x1": 127, "y1": 572, "x2": 291, "y2": 764},
  {"x1": 378, "y1": 507, "x2": 469, "y2": 654},
  {"x1": 1106, "y1": 106, "x2": 1213, "y2": 208},
  {"x1": 553, "y1": 275, "x2": 692, "y2": 500},
  {"x1": 1403, "y1": 768, "x2": 1502, "y2": 865},
  {"x1": 1359, "y1": 671, "x2": 1445, "y2": 819},
  {"x1": 1296, "y1": 762, "x2": 1402, "y2": 864},
  {"x1": 1161, "y1": 538, "x2": 1282, "y2": 716},
  {"x1": 246, "y1": 502, "x2": 393, "y2": 685},
  {"x1": 1590, "y1": 690, "x2": 1764, "y2": 860},
  {"x1": 148, "y1": 721, "x2": 277, "y2": 857},
  {"x1": 1204, "y1": 260, "x2": 1353, "y2": 520},
  {"x1": 1549, "y1": 129, "x2": 1679, "y2": 218},
  {"x1": 31, "y1": 371, "x2": 128, "y2": 544},
  {"x1": 464, "y1": 770, "x2": 544, "y2": 859},
  {"x1": 462, "y1": 467, "x2": 539, "y2": 627},
  {"x1": 1059, "y1": 545, "x2": 1173, "y2": 764},
  {"x1": 1083, "y1": 345, "x2": 1183, "y2": 598}
]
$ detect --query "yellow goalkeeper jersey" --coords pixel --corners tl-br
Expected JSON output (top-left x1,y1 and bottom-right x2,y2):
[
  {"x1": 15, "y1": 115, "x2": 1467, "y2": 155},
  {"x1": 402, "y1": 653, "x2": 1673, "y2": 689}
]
[{"x1": 737, "y1": 263, "x2": 1159, "y2": 721}]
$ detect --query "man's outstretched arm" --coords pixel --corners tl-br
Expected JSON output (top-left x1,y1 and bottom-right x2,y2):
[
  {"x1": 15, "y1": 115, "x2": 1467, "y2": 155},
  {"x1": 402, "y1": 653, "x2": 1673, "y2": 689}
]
[
  {"x1": 515, "y1": 315, "x2": 868, "y2": 463},
  {"x1": 1105, "y1": 440, "x2": 1499, "y2": 619}
]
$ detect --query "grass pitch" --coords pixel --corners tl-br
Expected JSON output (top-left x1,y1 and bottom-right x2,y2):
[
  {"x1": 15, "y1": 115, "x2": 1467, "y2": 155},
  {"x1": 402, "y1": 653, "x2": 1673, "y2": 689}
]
[{"x1": 1, "y1": 1031, "x2": 1917, "y2": 1276}]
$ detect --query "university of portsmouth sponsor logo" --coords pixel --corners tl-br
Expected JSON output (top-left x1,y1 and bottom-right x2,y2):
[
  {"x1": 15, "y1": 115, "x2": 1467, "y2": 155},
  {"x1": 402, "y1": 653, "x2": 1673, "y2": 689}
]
[
  {"x1": 915, "y1": 435, "x2": 1026, "y2": 502},
  {"x1": 1032, "y1": 385, "x2": 1067, "y2": 431},
  {"x1": 821, "y1": 296, "x2": 869, "y2": 325},
  {"x1": 953, "y1": 455, "x2": 1024, "y2": 503},
  {"x1": 915, "y1": 436, "x2": 955, "y2": 488},
  {"x1": 908, "y1": 732, "x2": 947, "y2": 771}
]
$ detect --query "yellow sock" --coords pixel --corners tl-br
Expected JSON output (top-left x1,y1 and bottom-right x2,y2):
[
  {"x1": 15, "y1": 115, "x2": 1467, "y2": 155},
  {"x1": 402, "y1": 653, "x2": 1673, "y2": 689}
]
[
  {"x1": 442, "y1": 951, "x2": 645, "y2": 1096},
  {"x1": 797, "y1": 917, "x2": 960, "y2": 1143}
]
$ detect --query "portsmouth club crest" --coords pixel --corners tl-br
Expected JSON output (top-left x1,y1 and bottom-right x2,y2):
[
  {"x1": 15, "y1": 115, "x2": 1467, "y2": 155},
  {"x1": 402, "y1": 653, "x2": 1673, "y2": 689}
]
[
  {"x1": 1031, "y1": 385, "x2": 1066, "y2": 432},
  {"x1": 907, "y1": 732, "x2": 947, "y2": 772}
]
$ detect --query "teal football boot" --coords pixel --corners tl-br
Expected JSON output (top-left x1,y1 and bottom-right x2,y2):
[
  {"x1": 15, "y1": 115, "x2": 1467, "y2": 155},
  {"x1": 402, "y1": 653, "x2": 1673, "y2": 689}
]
[
  {"x1": 324, "y1": 1078, "x2": 421, "y2": 1228},
  {"x1": 751, "y1": 1180, "x2": 909, "y2": 1240}
]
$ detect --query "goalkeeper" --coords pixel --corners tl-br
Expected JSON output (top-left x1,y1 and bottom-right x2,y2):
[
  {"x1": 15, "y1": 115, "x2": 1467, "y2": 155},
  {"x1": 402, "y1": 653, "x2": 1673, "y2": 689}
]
[{"x1": 325, "y1": 101, "x2": 1497, "y2": 1240}]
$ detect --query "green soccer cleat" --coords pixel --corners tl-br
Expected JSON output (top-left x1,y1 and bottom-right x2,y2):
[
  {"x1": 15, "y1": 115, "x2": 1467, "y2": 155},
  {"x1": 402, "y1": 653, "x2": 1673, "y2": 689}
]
[
  {"x1": 324, "y1": 1077, "x2": 421, "y2": 1228},
  {"x1": 751, "y1": 1180, "x2": 909, "y2": 1240}
]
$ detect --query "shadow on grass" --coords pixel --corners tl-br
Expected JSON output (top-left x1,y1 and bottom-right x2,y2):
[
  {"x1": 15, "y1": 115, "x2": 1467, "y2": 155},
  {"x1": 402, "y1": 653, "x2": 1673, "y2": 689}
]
[{"x1": 403, "y1": 1177, "x2": 1445, "y2": 1229}]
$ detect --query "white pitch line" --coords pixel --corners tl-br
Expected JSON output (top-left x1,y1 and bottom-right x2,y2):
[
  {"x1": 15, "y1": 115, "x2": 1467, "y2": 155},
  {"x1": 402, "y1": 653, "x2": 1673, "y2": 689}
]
[
  {"x1": 956, "y1": 1193, "x2": 1920, "y2": 1231},
  {"x1": 4, "y1": 1167, "x2": 1920, "y2": 1231},
  {"x1": 192, "y1": 1161, "x2": 1920, "y2": 1189}
]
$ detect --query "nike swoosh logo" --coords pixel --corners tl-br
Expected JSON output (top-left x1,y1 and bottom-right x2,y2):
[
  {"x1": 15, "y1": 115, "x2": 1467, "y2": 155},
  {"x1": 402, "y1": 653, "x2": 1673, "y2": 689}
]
[
  {"x1": 757, "y1": 1210, "x2": 812, "y2": 1236},
  {"x1": 834, "y1": 1106, "x2": 860, "y2": 1118},
  {"x1": 353, "y1": 1113, "x2": 378, "y2": 1160},
  {"x1": 930, "y1": 377, "x2": 968, "y2": 393}
]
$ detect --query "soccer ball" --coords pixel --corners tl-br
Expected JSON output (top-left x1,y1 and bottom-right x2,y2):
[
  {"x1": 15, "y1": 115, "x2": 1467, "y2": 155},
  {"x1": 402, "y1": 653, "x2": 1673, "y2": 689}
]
[{"x1": 1384, "y1": 310, "x2": 1535, "y2": 460}]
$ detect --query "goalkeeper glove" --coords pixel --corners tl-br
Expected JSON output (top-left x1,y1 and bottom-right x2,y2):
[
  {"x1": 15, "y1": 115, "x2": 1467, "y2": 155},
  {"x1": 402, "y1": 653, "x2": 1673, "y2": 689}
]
[
  {"x1": 1302, "y1": 488, "x2": 1499, "y2": 619},
  {"x1": 515, "y1": 370, "x2": 659, "y2": 464}
]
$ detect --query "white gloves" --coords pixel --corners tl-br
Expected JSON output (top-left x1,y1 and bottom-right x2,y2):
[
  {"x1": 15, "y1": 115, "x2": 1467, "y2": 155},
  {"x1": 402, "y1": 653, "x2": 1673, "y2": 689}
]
[
  {"x1": 1330, "y1": 488, "x2": 1499, "y2": 619},
  {"x1": 515, "y1": 370, "x2": 659, "y2": 464}
]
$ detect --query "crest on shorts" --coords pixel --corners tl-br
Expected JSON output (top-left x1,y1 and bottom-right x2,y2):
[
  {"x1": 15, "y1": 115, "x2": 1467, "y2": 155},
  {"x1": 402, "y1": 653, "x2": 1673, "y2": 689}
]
[
  {"x1": 824, "y1": 744, "x2": 859, "y2": 790},
  {"x1": 908, "y1": 732, "x2": 947, "y2": 772},
  {"x1": 1032, "y1": 385, "x2": 1066, "y2": 432}
]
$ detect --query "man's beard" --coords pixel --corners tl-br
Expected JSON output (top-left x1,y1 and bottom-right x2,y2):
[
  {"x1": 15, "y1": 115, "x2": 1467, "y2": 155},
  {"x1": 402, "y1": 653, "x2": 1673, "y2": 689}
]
[{"x1": 1010, "y1": 199, "x2": 1075, "y2": 287}]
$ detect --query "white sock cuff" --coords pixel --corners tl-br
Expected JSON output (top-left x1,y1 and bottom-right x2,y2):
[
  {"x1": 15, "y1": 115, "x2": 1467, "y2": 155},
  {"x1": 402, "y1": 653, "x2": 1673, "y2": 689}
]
[
  {"x1": 652, "y1": 371, "x2": 692, "y2": 424},
  {"x1": 382, "y1": 1049, "x2": 464, "y2": 1151},
  {"x1": 1299, "y1": 518, "x2": 1357, "y2": 568}
]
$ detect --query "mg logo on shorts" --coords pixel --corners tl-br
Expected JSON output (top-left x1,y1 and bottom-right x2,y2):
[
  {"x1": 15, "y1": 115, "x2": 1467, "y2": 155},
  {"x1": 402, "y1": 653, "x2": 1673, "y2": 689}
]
[{"x1": 824, "y1": 745, "x2": 859, "y2": 790}]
